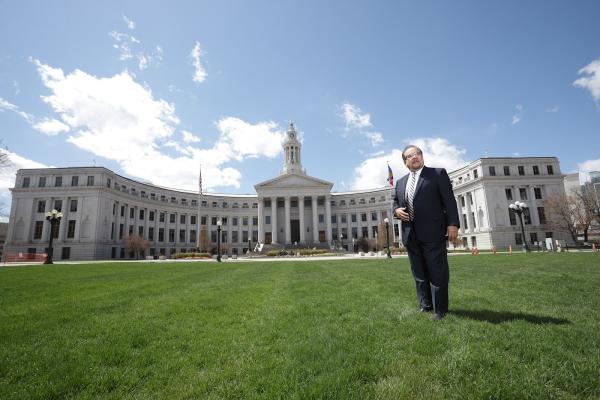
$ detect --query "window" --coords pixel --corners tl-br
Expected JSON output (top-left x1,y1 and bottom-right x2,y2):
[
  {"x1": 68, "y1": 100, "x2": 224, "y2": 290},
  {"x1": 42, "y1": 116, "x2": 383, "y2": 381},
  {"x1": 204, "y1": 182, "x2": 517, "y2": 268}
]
[
  {"x1": 243, "y1": 217, "x2": 248, "y2": 226},
  {"x1": 190, "y1": 230, "x2": 196, "y2": 243},
  {"x1": 39, "y1": 177, "x2": 46, "y2": 187},
  {"x1": 266, "y1": 215, "x2": 271, "y2": 224},
  {"x1": 361, "y1": 227, "x2": 368, "y2": 238},
  {"x1": 352, "y1": 227, "x2": 358, "y2": 239},
  {"x1": 372, "y1": 226, "x2": 378, "y2": 237},
  {"x1": 170, "y1": 214, "x2": 176, "y2": 223},
  {"x1": 129, "y1": 225, "x2": 134, "y2": 235},
  {"x1": 473, "y1": 169, "x2": 478, "y2": 179},
  {"x1": 37, "y1": 200, "x2": 46, "y2": 213},
  {"x1": 471, "y1": 212, "x2": 476, "y2": 228},
  {"x1": 139, "y1": 226, "x2": 144, "y2": 237},
  {"x1": 508, "y1": 209, "x2": 517, "y2": 226},
  {"x1": 523, "y1": 208, "x2": 531, "y2": 225},
  {"x1": 530, "y1": 232, "x2": 538, "y2": 244},
  {"x1": 130, "y1": 208, "x2": 135, "y2": 219},
  {"x1": 341, "y1": 215, "x2": 347, "y2": 224},
  {"x1": 538, "y1": 207, "x2": 546, "y2": 224},
  {"x1": 67, "y1": 220, "x2": 76, "y2": 238},
  {"x1": 55, "y1": 176, "x2": 62, "y2": 187},
  {"x1": 232, "y1": 231, "x2": 239, "y2": 243},
  {"x1": 61, "y1": 247, "x2": 70, "y2": 260},
  {"x1": 211, "y1": 217, "x2": 217, "y2": 225},
  {"x1": 351, "y1": 214, "x2": 357, "y2": 223},
  {"x1": 242, "y1": 231, "x2": 249, "y2": 243},
  {"x1": 371, "y1": 212, "x2": 378, "y2": 221},
  {"x1": 489, "y1": 166, "x2": 496, "y2": 176},
  {"x1": 148, "y1": 227, "x2": 154, "y2": 241},
  {"x1": 159, "y1": 213, "x2": 165, "y2": 223},
  {"x1": 232, "y1": 217, "x2": 238, "y2": 226},
  {"x1": 106, "y1": 178, "x2": 111, "y2": 188},
  {"x1": 139, "y1": 210, "x2": 145, "y2": 220},
  {"x1": 252, "y1": 217, "x2": 258, "y2": 225},
  {"x1": 180, "y1": 215, "x2": 186, "y2": 224},
  {"x1": 505, "y1": 189, "x2": 513, "y2": 201},
  {"x1": 547, "y1": 165, "x2": 554, "y2": 175},
  {"x1": 519, "y1": 188, "x2": 528, "y2": 200},
  {"x1": 318, "y1": 214, "x2": 324, "y2": 223},
  {"x1": 361, "y1": 213, "x2": 367, "y2": 222},
  {"x1": 119, "y1": 224, "x2": 124, "y2": 239},
  {"x1": 191, "y1": 215, "x2": 197, "y2": 225},
  {"x1": 460, "y1": 196, "x2": 465, "y2": 207},
  {"x1": 467, "y1": 193, "x2": 473, "y2": 205},
  {"x1": 201, "y1": 216, "x2": 207, "y2": 225},
  {"x1": 331, "y1": 215, "x2": 337, "y2": 224},
  {"x1": 111, "y1": 223, "x2": 114, "y2": 239},
  {"x1": 87, "y1": 176, "x2": 94, "y2": 186},
  {"x1": 34, "y1": 221, "x2": 44, "y2": 239},
  {"x1": 515, "y1": 233, "x2": 523, "y2": 245},
  {"x1": 70, "y1": 199, "x2": 78, "y2": 212},
  {"x1": 22, "y1": 177, "x2": 30, "y2": 187},
  {"x1": 518, "y1": 166, "x2": 525, "y2": 176},
  {"x1": 121, "y1": 206, "x2": 125, "y2": 217},
  {"x1": 169, "y1": 229, "x2": 175, "y2": 242},
  {"x1": 179, "y1": 229, "x2": 186, "y2": 243},
  {"x1": 158, "y1": 228, "x2": 165, "y2": 242},
  {"x1": 149, "y1": 211, "x2": 155, "y2": 221},
  {"x1": 54, "y1": 200, "x2": 62, "y2": 212},
  {"x1": 534, "y1": 188, "x2": 542, "y2": 199},
  {"x1": 503, "y1": 166, "x2": 510, "y2": 176},
  {"x1": 533, "y1": 165, "x2": 539, "y2": 175},
  {"x1": 69, "y1": 176, "x2": 78, "y2": 187}
]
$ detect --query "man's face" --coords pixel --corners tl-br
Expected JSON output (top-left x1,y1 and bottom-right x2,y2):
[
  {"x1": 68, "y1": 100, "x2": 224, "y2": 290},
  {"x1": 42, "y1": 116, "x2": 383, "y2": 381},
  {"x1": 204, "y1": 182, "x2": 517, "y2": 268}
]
[{"x1": 404, "y1": 147, "x2": 424, "y2": 172}]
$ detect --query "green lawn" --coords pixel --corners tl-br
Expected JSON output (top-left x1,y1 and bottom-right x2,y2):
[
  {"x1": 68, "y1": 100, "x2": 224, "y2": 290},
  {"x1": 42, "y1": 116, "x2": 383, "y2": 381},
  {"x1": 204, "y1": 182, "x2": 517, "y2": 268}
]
[{"x1": 1, "y1": 253, "x2": 599, "y2": 399}]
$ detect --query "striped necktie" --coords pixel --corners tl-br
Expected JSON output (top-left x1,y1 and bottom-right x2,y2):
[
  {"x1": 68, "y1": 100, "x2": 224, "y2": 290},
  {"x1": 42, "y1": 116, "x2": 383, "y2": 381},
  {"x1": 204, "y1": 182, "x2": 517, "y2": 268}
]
[{"x1": 406, "y1": 172, "x2": 417, "y2": 220}]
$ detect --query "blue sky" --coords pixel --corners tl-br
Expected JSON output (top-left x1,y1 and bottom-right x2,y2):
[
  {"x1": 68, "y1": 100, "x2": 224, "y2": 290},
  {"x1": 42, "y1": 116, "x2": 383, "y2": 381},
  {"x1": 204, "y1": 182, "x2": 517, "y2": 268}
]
[{"x1": 1, "y1": 1, "x2": 600, "y2": 215}]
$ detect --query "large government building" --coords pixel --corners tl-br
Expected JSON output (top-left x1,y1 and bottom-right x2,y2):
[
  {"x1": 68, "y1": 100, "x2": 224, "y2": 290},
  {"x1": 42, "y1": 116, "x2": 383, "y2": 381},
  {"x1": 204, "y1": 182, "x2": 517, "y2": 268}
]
[{"x1": 4, "y1": 123, "x2": 572, "y2": 261}]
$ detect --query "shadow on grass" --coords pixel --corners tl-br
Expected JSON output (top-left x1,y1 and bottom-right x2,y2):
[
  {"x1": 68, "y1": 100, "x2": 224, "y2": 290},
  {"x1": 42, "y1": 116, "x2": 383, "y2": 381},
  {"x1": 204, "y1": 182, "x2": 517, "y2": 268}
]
[{"x1": 452, "y1": 309, "x2": 571, "y2": 325}]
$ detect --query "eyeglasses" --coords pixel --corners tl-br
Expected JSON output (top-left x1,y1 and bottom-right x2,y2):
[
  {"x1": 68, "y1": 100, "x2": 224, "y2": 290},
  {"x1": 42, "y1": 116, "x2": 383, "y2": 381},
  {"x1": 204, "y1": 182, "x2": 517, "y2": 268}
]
[{"x1": 405, "y1": 152, "x2": 421, "y2": 160}]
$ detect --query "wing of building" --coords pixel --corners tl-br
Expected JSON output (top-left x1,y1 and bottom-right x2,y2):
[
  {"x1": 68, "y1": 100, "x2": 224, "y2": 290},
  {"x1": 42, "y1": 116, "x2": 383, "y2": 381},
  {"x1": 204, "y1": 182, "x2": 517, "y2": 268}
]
[{"x1": 3, "y1": 123, "x2": 573, "y2": 261}]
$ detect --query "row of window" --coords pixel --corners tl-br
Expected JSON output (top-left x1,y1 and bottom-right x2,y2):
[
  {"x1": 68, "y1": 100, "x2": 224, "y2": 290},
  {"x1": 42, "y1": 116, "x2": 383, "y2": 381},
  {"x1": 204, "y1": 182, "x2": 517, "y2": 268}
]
[
  {"x1": 488, "y1": 164, "x2": 554, "y2": 177},
  {"x1": 22, "y1": 175, "x2": 95, "y2": 188},
  {"x1": 37, "y1": 199, "x2": 78, "y2": 213},
  {"x1": 505, "y1": 187, "x2": 543, "y2": 201},
  {"x1": 33, "y1": 220, "x2": 76, "y2": 239}
]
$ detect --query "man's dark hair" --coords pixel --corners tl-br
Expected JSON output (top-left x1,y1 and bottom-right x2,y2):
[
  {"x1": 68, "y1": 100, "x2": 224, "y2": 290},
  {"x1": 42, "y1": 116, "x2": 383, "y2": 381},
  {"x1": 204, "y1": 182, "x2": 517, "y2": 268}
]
[{"x1": 402, "y1": 145, "x2": 422, "y2": 161}]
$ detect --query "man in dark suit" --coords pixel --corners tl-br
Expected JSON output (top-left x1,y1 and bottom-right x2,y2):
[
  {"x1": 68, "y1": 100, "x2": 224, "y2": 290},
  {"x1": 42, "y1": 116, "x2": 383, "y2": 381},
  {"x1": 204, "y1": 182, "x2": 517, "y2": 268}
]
[{"x1": 393, "y1": 145, "x2": 460, "y2": 321}]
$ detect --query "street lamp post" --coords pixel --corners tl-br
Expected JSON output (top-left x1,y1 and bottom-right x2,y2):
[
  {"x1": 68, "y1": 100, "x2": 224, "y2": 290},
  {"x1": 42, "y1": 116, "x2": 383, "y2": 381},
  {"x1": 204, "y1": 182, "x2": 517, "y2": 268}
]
[
  {"x1": 352, "y1": 237, "x2": 355, "y2": 253},
  {"x1": 509, "y1": 201, "x2": 529, "y2": 252},
  {"x1": 374, "y1": 231, "x2": 378, "y2": 253},
  {"x1": 384, "y1": 217, "x2": 392, "y2": 258},
  {"x1": 216, "y1": 220, "x2": 222, "y2": 262},
  {"x1": 44, "y1": 209, "x2": 63, "y2": 264},
  {"x1": 340, "y1": 233, "x2": 344, "y2": 251}
]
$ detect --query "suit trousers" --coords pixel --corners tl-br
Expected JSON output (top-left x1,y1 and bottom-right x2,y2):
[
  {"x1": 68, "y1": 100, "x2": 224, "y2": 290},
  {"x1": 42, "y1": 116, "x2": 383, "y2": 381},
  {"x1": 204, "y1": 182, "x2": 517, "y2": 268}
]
[{"x1": 405, "y1": 231, "x2": 449, "y2": 314}]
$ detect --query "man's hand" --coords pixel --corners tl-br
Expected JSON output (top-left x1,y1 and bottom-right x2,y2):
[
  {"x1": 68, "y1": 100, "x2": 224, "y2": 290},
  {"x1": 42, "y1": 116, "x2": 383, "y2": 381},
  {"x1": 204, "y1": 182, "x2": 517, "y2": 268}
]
[
  {"x1": 395, "y1": 207, "x2": 410, "y2": 222},
  {"x1": 447, "y1": 225, "x2": 458, "y2": 241}
]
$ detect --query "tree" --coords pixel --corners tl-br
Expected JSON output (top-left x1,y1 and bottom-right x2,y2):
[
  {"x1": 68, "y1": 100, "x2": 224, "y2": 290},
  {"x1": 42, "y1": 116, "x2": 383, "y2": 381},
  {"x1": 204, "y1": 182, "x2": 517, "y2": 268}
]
[
  {"x1": 571, "y1": 188, "x2": 596, "y2": 242},
  {"x1": 124, "y1": 234, "x2": 150, "y2": 259},
  {"x1": 544, "y1": 192, "x2": 579, "y2": 243},
  {"x1": 0, "y1": 144, "x2": 9, "y2": 168}
]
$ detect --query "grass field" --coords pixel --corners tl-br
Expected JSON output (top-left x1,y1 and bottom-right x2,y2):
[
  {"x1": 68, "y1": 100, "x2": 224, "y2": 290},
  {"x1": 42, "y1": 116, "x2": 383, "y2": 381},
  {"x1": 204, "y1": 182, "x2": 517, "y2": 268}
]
[{"x1": 1, "y1": 253, "x2": 599, "y2": 399}]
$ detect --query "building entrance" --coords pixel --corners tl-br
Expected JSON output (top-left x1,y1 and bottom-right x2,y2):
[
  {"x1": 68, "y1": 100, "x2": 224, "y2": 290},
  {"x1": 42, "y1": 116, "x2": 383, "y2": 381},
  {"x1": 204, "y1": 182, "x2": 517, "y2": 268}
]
[{"x1": 291, "y1": 220, "x2": 300, "y2": 243}]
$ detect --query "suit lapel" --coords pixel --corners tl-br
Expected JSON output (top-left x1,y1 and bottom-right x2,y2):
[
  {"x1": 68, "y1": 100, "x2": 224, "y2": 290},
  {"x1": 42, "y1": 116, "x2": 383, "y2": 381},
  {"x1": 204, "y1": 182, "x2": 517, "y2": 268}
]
[
  {"x1": 398, "y1": 175, "x2": 409, "y2": 203},
  {"x1": 413, "y1": 166, "x2": 429, "y2": 199}
]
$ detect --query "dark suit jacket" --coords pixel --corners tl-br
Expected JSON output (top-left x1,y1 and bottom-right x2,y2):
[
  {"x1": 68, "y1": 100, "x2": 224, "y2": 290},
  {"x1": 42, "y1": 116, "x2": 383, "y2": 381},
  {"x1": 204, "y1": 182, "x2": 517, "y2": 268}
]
[{"x1": 393, "y1": 166, "x2": 460, "y2": 244}]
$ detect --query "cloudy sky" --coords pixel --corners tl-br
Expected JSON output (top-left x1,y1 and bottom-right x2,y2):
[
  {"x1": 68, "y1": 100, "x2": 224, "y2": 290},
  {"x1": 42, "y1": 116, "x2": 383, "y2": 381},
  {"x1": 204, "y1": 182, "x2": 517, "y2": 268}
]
[{"x1": 1, "y1": 1, "x2": 600, "y2": 217}]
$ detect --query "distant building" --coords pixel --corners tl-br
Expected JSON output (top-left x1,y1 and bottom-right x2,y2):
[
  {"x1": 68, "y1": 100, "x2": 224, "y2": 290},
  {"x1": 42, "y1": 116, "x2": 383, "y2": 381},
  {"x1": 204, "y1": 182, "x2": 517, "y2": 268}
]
[
  {"x1": 0, "y1": 222, "x2": 7, "y2": 258},
  {"x1": 3, "y1": 123, "x2": 573, "y2": 261}
]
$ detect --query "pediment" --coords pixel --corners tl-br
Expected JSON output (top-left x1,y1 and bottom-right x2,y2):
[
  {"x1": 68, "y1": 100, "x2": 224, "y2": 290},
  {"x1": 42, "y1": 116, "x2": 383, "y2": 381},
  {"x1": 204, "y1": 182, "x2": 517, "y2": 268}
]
[{"x1": 255, "y1": 172, "x2": 333, "y2": 195}]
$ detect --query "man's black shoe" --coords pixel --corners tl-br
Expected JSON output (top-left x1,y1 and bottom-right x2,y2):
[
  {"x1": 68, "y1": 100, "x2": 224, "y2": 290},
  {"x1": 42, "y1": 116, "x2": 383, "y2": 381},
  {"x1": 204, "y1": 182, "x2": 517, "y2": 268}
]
[
  {"x1": 420, "y1": 307, "x2": 433, "y2": 313},
  {"x1": 431, "y1": 313, "x2": 446, "y2": 321}
]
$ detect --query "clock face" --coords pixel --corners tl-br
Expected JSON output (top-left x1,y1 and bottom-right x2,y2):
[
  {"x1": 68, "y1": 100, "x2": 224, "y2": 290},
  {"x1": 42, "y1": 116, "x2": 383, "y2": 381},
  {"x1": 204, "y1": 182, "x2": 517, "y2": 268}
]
[{"x1": 289, "y1": 132, "x2": 295, "y2": 139}]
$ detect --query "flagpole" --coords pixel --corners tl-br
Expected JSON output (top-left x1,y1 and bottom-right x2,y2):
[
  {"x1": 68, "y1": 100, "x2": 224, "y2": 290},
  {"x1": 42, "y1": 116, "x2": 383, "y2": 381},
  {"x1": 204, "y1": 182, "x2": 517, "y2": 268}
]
[
  {"x1": 197, "y1": 163, "x2": 202, "y2": 251},
  {"x1": 387, "y1": 162, "x2": 397, "y2": 245}
]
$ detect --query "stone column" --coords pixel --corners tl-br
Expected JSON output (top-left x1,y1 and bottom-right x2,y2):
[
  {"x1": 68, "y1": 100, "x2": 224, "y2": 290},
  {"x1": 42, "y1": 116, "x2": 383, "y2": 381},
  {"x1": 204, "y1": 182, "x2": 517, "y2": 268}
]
[
  {"x1": 528, "y1": 186, "x2": 538, "y2": 226},
  {"x1": 258, "y1": 197, "x2": 265, "y2": 243},
  {"x1": 271, "y1": 196, "x2": 278, "y2": 244},
  {"x1": 312, "y1": 196, "x2": 319, "y2": 242},
  {"x1": 284, "y1": 196, "x2": 291, "y2": 244},
  {"x1": 325, "y1": 195, "x2": 332, "y2": 243},
  {"x1": 299, "y1": 195, "x2": 306, "y2": 244}
]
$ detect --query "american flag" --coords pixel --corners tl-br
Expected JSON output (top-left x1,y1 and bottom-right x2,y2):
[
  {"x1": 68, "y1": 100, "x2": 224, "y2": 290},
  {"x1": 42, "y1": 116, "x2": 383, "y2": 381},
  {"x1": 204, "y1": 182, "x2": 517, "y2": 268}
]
[{"x1": 387, "y1": 163, "x2": 394, "y2": 187}]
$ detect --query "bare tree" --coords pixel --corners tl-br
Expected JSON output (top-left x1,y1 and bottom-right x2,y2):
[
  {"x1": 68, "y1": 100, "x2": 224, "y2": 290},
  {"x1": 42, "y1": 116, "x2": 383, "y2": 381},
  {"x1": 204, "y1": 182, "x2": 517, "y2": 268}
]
[
  {"x1": 544, "y1": 192, "x2": 579, "y2": 243},
  {"x1": 0, "y1": 145, "x2": 10, "y2": 168},
  {"x1": 124, "y1": 234, "x2": 150, "y2": 259},
  {"x1": 571, "y1": 188, "x2": 596, "y2": 242}
]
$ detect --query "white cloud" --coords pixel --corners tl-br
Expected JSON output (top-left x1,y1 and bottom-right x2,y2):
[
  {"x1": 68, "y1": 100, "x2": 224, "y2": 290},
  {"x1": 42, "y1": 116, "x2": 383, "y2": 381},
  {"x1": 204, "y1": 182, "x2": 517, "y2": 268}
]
[
  {"x1": 366, "y1": 132, "x2": 383, "y2": 146},
  {"x1": 30, "y1": 60, "x2": 284, "y2": 191},
  {"x1": 122, "y1": 15, "x2": 136, "y2": 30},
  {"x1": 0, "y1": 96, "x2": 34, "y2": 122},
  {"x1": 351, "y1": 137, "x2": 468, "y2": 190},
  {"x1": 110, "y1": 31, "x2": 134, "y2": 60},
  {"x1": 574, "y1": 58, "x2": 600, "y2": 100},
  {"x1": 512, "y1": 104, "x2": 523, "y2": 124},
  {"x1": 182, "y1": 130, "x2": 201, "y2": 143},
  {"x1": 191, "y1": 41, "x2": 207, "y2": 83},
  {"x1": 546, "y1": 106, "x2": 559, "y2": 113},
  {"x1": 13, "y1": 80, "x2": 20, "y2": 95},
  {"x1": 578, "y1": 158, "x2": 600, "y2": 173},
  {"x1": 109, "y1": 30, "x2": 160, "y2": 70},
  {"x1": 341, "y1": 102, "x2": 372, "y2": 130},
  {"x1": 32, "y1": 118, "x2": 70, "y2": 135}
]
